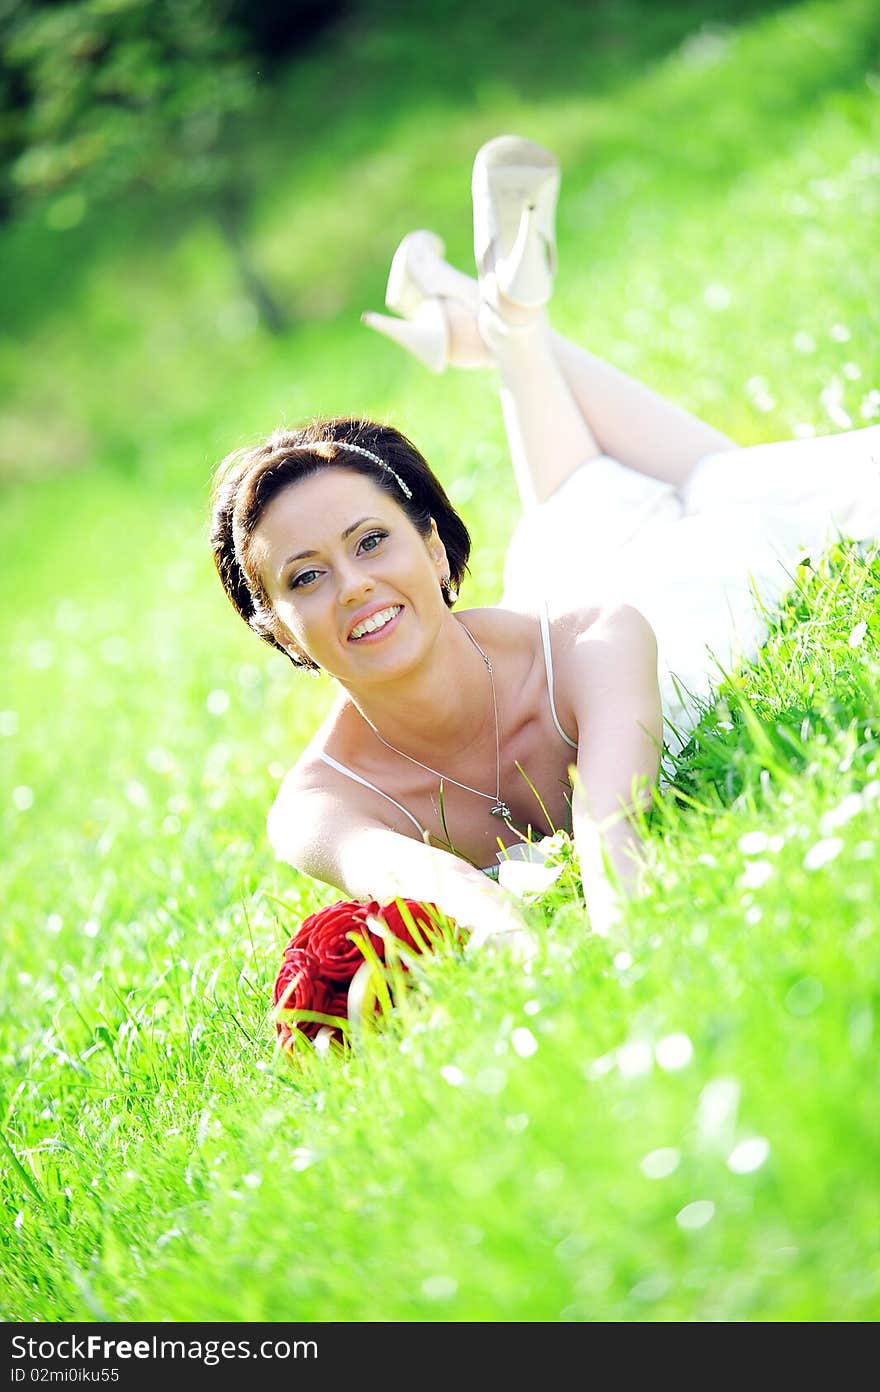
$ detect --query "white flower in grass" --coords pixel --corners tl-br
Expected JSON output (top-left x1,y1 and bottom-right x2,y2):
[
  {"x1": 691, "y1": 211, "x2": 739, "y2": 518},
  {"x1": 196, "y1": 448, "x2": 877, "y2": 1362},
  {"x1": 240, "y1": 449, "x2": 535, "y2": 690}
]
[
  {"x1": 655, "y1": 1033, "x2": 694, "y2": 1071},
  {"x1": 697, "y1": 1078, "x2": 740, "y2": 1146},
  {"x1": 616, "y1": 1039, "x2": 653, "y2": 1079},
  {"x1": 511, "y1": 1027, "x2": 538, "y2": 1059},
  {"x1": 640, "y1": 1147, "x2": 681, "y2": 1180},
  {"x1": 12, "y1": 786, "x2": 34, "y2": 811},
  {"x1": 738, "y1": 830, "x2": 769, "y2": 855},
  {"x1": 146, "y1": 745, "x2": 174, "y2": 773},
  {"x1": 125, "y1": 780, "x2": 149, "y2": 808},
  {"x1": 860, "y1": 390, "x2": 880, "y2": 420},
  {"x1": 587, "y1": 1052, "x2": 616, "y2": 1080},
  {"x1": 803, "y1": 837, "x2": 843, "y2": 870},
  {"x1": 820, "y1": 793, "x2": 864, "y2": 835},
  {"x1": 440, "y1": 1065, "x2": 465, "y2": 1087},
  {"x1": 793, "y1": 331, "x2": 816, "y2": 354},
  {"x1": 676, "y1": 1200, "x2": 715, "y2": 1230},
  {"x1": 739, "y1": 860, "x2": 773, "y2": 889},
  {"x1": 727, "y1": 1137, "x2": 770, "y2": 1174},
  {"x1": 848, "y1": 621, "x2": 868, "y2": 648}
]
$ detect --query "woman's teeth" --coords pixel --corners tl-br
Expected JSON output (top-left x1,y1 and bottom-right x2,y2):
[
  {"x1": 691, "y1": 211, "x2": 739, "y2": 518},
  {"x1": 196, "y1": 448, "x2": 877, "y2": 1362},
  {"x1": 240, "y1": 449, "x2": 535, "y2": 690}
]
[{"x1": 350, "y1": 605, "x2": 402, "y2": 640}]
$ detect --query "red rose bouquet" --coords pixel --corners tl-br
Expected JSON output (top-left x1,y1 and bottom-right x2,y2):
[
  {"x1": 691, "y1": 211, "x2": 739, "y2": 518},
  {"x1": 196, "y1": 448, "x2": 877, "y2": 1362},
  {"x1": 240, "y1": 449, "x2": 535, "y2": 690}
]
[{"x1": 273, "y1": 898, "x2": 453, "y2": 1052}]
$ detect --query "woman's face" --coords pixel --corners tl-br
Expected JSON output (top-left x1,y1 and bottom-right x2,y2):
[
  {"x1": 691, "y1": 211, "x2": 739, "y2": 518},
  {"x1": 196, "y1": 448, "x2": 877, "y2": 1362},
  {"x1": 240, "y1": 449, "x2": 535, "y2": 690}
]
[{"x1": 252, "y1": 468, "x2": 449, "y2": 682}]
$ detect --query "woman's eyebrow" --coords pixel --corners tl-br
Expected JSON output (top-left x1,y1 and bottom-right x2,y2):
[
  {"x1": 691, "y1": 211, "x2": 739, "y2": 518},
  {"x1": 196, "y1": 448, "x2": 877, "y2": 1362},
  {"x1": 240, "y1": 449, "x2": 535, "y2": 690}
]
[{"x1": 279, "y1": 517, "x2": 382, "y2": 574}]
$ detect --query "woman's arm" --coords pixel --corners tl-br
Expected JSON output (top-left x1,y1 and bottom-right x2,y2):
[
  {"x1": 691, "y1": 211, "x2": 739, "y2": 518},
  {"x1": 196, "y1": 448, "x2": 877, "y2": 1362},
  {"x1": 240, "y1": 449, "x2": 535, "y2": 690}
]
[
  {"x1": 561, "y1": 603, "x2": 663, "y2": 935},
  {"x1": 267, "y1": 782, "x2": 529, "y2": 950}
]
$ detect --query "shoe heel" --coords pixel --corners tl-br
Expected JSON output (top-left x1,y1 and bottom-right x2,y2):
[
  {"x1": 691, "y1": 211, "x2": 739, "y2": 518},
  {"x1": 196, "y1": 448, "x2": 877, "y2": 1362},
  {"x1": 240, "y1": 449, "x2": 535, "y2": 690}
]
[
  {"x1": 361, "y1": 305, "x2": 448, "y2": 373},
  {"x1": 493, "y1": 203, "x2": 553, "y2": 309},
  {"x1": 384, "y1": 230, "x2": 447, "y2": 318}
]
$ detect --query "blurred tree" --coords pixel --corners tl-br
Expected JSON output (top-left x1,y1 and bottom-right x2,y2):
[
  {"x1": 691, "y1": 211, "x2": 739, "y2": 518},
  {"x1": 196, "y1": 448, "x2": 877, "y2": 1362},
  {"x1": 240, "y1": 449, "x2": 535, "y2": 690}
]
[
  {"x1": 228, "y1": 0, "x2": 339, "y2": 65},
  {"x1": 0, "y1": 0, "x2": 345, "y2": 331}
]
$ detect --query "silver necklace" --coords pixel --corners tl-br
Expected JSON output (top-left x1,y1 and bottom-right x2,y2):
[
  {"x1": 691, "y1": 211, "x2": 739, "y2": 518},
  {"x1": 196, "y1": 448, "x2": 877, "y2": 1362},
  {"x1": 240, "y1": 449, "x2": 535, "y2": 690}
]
[{"x1": 365, "y1": 621, "x2": 511, "y2": 820}]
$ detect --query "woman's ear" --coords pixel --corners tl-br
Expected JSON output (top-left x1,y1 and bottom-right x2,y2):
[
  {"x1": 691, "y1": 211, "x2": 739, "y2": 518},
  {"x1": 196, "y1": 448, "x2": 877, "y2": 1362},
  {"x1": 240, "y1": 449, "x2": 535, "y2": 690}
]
[
  {"x1": 272, "y1": 618, "x2": 306, "y2": 665},
  {"x1": 428, "y1": 517, "x2": 448, "y2": 572}
]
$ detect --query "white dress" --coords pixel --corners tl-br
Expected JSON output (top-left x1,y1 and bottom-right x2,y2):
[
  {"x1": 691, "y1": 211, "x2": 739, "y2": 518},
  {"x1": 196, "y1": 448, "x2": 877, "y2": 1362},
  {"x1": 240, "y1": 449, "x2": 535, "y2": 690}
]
[{"x1": 502, "y1": 425, "x2": 880, "y2": 753}]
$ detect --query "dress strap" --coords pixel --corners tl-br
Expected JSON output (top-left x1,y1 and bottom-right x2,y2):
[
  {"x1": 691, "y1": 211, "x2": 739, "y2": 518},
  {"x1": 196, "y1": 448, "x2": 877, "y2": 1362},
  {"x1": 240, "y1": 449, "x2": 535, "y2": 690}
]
[
  {"x1": 318, "y1": 751, "x2": 428, "y2": 836},
  {"x1": 539, "y1": 602, "x2": 578, "y2": 749}
]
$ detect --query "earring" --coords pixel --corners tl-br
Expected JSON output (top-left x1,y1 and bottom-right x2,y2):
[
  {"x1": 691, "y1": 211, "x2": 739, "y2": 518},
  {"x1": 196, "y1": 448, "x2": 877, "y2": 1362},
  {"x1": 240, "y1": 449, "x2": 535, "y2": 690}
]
[{"x1": 442, "y1": 576, "x2": 459, "y2": 604}]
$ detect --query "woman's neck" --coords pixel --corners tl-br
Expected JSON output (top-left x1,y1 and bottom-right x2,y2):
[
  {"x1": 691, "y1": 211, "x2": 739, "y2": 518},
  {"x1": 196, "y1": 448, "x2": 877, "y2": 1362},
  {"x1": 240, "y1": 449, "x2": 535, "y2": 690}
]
[{"x1": 340, "y1": 611, "x2": 497, "y2": 761}]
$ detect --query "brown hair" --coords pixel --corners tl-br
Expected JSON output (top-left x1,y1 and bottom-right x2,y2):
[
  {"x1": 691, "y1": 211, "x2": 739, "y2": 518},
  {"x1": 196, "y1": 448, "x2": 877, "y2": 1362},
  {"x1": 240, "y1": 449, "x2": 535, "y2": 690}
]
[{"x1": 209, "y1": 417, "x2": 471, "y2": 671}]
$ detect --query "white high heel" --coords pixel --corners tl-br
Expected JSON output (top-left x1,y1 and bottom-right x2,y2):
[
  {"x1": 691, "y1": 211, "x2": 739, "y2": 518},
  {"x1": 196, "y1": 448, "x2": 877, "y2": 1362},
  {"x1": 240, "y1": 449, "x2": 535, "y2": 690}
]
[
  {"x1": 362, "y1": 300, "x2": 449, "y2": 373},
  {"x1": 471, "y1": 135, "x2": 560, "y2": 311},
  {"x1": 361, "y1": 230, "x2": 488, "y2": 373}
]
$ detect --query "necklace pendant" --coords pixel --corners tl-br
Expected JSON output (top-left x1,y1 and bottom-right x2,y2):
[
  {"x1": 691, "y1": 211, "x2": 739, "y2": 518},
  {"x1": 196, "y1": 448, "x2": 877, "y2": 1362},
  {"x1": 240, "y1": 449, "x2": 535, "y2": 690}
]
[{"x1": 491, "y1": 802, "x2": 512, "y2": 820}]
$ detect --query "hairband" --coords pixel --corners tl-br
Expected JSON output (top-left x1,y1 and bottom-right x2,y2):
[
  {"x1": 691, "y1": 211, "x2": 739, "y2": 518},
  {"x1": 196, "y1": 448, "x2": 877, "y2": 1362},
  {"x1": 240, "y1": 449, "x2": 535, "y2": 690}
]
[{"x1": 337, "y1": 442, "x2": 413, "y2": 500}]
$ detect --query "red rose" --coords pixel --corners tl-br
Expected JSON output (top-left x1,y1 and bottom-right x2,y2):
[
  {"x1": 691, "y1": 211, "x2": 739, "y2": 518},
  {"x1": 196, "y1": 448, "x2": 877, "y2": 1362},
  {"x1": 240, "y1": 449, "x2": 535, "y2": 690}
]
[
  {"x1": 273, "y1": 946, "x2": 333, "y2": 1046},
  {"x1": 292, "y1": 899, "x2": 385, "y2": 981},
  {"x1": 368, "y1": 899, "x2": 445, "y2": 954},
  {"x1": 272, "y1": 897, "x2": 454, "y2": 1051}
]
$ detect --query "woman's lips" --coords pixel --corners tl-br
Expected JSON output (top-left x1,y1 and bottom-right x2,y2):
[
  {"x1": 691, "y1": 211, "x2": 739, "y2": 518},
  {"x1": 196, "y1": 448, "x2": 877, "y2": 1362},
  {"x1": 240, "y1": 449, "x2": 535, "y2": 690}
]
[{"x1": 347, "y1": 604, "x2": 404, "y2": 643}]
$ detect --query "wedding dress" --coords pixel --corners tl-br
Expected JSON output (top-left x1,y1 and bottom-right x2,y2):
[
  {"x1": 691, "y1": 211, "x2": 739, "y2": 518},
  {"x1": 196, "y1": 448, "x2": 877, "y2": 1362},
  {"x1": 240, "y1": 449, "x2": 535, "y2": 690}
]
[{"x1": 502, "y1": 425, "x2": 880, "y2": 753}]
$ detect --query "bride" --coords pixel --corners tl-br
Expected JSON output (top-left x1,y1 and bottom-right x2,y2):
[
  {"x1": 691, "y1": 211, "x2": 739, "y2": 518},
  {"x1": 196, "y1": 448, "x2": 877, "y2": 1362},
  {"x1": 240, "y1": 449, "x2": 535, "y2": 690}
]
[{"x1": 209, "y1": 136, "x2": 880, "y2": 943}]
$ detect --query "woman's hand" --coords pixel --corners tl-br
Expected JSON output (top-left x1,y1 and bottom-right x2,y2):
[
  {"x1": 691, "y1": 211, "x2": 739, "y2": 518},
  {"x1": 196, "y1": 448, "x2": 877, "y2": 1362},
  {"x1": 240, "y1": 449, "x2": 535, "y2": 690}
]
[{"x1": 464, "y1": 890, "x2": 538, "y2": 960}]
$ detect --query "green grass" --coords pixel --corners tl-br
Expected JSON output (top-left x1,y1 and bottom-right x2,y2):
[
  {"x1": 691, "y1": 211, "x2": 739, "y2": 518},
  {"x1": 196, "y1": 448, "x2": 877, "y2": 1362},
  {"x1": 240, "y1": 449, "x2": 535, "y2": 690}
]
[{"x1": 1, "y1": 0, "x2": 879, "y2": 1321}]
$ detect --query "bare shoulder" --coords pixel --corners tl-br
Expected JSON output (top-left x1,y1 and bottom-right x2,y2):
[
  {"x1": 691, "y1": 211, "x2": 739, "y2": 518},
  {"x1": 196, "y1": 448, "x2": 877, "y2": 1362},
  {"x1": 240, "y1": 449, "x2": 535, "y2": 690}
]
[
  {"x1": 550, "y1": 599, "x2": 656, "y2": 656},
  {"x1": 549, "y1": 601, "x2": 659, "y2": 733},
  {"x1": 266, "y1": 738, "x2": 383, "y2": 877}
]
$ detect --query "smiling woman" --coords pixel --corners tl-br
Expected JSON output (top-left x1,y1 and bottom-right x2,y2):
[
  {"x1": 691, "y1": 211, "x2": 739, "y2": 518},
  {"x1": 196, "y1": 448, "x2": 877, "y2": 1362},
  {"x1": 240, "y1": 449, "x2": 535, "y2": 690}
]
[
  {"x1": 209, "y1": 135, "x2": 880, "y2": 944},
  {"x1": 210, "y1": 421, "x2": 470, "y2": 674}
]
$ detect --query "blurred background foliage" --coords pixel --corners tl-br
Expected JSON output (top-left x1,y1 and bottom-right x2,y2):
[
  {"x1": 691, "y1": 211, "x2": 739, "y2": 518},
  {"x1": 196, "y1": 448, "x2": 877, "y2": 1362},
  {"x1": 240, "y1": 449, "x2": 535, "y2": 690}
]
[{"x1": 1, "y1": 0, "x2": 348, "y2": 330}]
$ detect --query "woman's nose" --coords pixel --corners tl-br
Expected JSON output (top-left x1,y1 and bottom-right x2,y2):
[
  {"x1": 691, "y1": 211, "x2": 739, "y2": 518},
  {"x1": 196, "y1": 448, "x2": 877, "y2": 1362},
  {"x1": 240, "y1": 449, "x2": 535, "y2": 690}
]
[{"x1": 337, "y1": 560, "x2": 374, "y2": 606}]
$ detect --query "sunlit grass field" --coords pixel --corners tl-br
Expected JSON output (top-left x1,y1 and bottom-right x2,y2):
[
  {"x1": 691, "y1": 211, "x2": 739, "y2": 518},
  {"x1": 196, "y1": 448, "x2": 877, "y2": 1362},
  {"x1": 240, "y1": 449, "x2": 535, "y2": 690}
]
[{"x1": 1, "y1": 0, "x2": 879, "y2": 1320}]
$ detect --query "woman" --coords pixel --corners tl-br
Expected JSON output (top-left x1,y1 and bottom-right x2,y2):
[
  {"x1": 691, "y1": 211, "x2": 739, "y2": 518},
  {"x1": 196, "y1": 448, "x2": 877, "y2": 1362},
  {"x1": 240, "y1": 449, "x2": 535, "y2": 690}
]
[{"x1": 210, "y1": 136, "x2": 880, "y2": 944}]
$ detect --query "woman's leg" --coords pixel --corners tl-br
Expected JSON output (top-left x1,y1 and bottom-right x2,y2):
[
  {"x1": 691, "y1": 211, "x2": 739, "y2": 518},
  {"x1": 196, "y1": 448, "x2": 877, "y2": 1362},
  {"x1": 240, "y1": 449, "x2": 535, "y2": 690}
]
[
  {"x1": 479, "y1": 307, "x2": 604, "y2": 510},
  {"x1": 483, "y1": 289, "x2": 739, "y2": 509},
  {"x1": 548, "y1": 332, "x2": 739, "y2": 487}
]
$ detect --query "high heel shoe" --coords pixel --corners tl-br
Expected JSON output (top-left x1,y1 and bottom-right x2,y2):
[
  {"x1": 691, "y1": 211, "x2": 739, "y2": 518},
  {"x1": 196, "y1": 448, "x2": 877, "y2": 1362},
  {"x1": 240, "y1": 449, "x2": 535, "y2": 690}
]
[
  {"x1": 361, "y1": 230, "x2": 488, "y2": 373},
  {"x1": 471, "y1": 135, "x2": 560, "y2": 311}
]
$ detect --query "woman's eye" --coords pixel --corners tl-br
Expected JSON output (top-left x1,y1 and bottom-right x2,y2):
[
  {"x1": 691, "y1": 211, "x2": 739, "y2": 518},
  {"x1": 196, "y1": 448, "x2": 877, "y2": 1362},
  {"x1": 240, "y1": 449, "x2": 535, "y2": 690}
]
[
  {"x1": 358, "y1": 530, "x2": 387, "y2": 554},
  {"x1": 289, "y1": 569, "x2": 320, "y2": 590}
]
